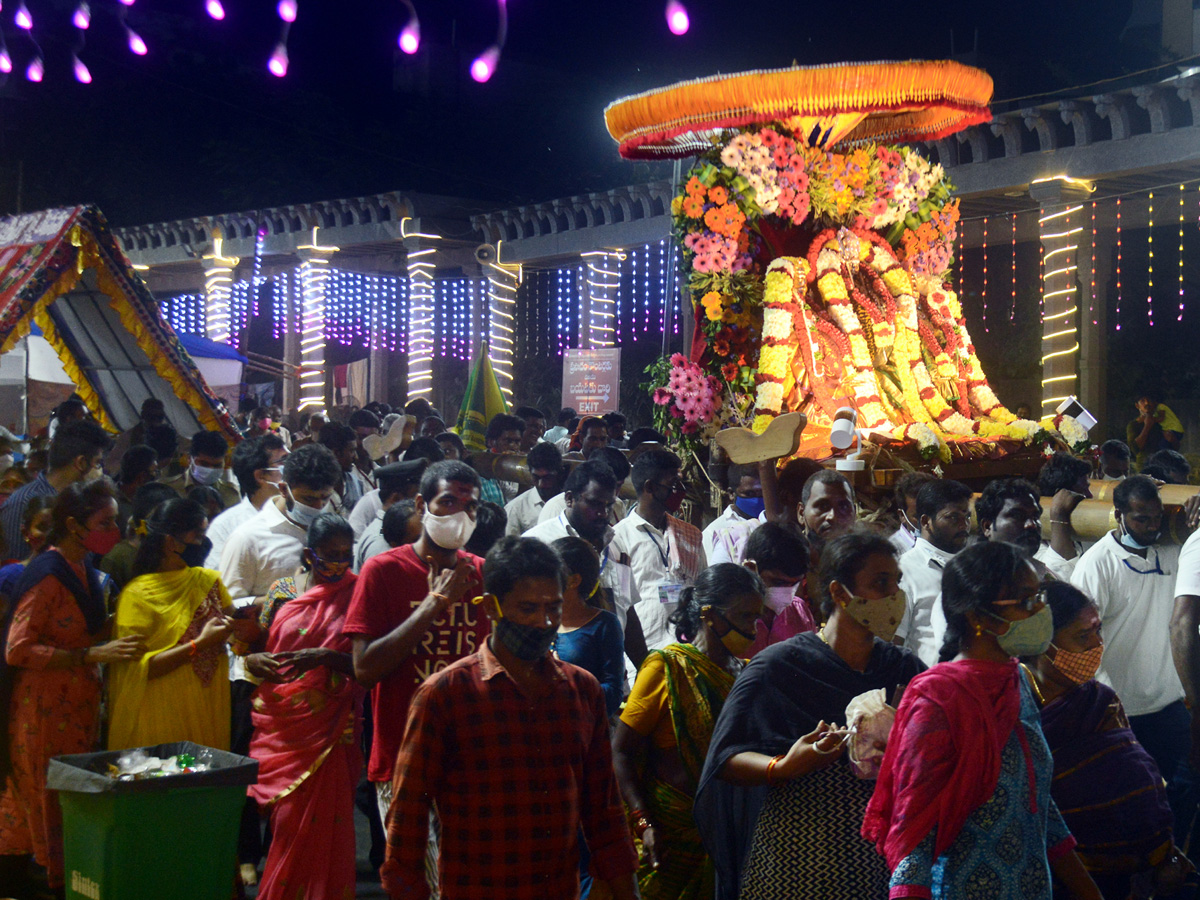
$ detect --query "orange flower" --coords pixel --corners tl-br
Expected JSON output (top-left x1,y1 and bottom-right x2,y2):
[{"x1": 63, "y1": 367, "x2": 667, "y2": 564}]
[
  {"x1": 705, "y1": 203, "x2": 745, "y2": 238},
  {"x1": 686, "y1": 176, "x2": 705, "y2": 198},
  {"x1": 682, "y1": 194, "x2": 705, "y2": 218},
  {"x1": 708, "y1": 185, "x2": 728, "y2": 205}
]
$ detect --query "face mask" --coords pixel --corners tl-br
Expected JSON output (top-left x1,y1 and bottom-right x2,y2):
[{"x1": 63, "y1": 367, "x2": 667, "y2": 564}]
[
  {"x1": 81, "y1": 524, "x2": 121, "y2": 557},
  {"x1": 735, "y1": 495, "x2": 766, "y2": 519},
  {"x1": 423, "y1": 509, "x2": 477, "y2": 551},
  {"x1": 489, "y1": 597, "x2": 557, "y2": 661},
  {"x1": 709, "y1": 609, "x2": 755, "y2": 656},
  {"x1": 81, "y1": 464, "x2": 103, "y2": 484},
  {"x1": 984, "y1": 604, "x2": 1054, "y2": 658},
  {"x1": 839, "y1": 588, "x2": 908, "y2": 642},
  {"x1": 1049, "y1": 642, "x2": 1104, "y2": 684},
  {"x1": 283, "y1": 485, "x2": 326, "y2": 531},
  {"x1": 1119, "y1": 519, "x2": 1159, "y2": 550},
  {"x1": 1102, "y1": 473, "x2": 1126, "y2": 482},
  {"x1": 312, "y1": 554, "x2": 351, "y2": 583},
  {"x1": 764, "y1": 584, "x2": 798, "y2": 614},
  {"x1": 181, "y1": 538, "x2": 212, "y2": 568},
  {"x1": 191, "y1": 463, "x2": 223, "y2": 486},
  {"x1": 664, "y1": 489, "x2": 686, "y2": 514},
  {"x1": 257, "y1": 418, "x2": 273, "y2": 430}
]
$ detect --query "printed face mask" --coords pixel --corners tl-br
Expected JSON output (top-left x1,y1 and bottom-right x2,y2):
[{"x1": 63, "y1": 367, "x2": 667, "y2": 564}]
[
  {"x1": 1049, "y1": 642, "x2": 1103, "y2": 684},
  {"x1": 984, "y1": 604, "x2": 1054, "y2": 658},
  {"x1": 839, "y1": 588, "x2": 907, "y2": 642}
]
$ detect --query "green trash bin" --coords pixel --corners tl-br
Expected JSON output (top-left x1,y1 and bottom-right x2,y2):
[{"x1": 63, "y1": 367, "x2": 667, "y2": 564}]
[{"x1": 47, "y1": 741, "x2": 258, "y2": 900}]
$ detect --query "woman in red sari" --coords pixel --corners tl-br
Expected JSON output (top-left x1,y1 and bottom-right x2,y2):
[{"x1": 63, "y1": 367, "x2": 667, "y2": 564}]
[
  {"x1": 247, "y1": 513, "x2": 363, "y2": 900},
  {"x1": 0, "y1": 480, "x2": 145, "y2": 892}
]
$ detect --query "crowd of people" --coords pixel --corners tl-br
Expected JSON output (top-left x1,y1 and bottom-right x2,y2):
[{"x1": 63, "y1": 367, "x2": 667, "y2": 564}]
[{"x1": 0, "y1": 391, "x2": 1197, "y2": 900}]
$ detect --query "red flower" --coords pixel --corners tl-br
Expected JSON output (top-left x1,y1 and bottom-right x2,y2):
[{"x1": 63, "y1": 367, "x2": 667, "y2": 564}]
[{"x1": 721, "y1": 362, "x2": 739, "y2": 381}]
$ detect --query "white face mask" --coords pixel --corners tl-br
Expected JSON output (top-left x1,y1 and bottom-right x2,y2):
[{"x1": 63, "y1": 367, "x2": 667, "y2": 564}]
[
  {"x1": 764, "y1": 584, "x2": 798, "y2": 614},
  {"x1": 423, "y1": 509, "x2": 477, "y2": 551},
  {"x1": 283, "y1": 484, "x2": 327, "y2": 530},
  {"x1": 191, "y1": 462, "x2": 223, "y2": 486},
  {"x1": 1102, "y1": 473, "x2": 1126, "y2": 482}
]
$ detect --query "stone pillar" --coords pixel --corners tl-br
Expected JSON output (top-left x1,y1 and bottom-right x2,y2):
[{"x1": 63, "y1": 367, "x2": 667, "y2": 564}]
[
  {"x1": 201, "y1": 225, "x2": 239, "y2": 344},
  {"x1": 1030, "y1": 180, "x2": 1092, "y2": 421},
  {"x1": 404, "y1": 236, "x2": 437, "y2": 401},
  {"x1": 296, "y1": 241, "x2": 335, "y2": 411}
]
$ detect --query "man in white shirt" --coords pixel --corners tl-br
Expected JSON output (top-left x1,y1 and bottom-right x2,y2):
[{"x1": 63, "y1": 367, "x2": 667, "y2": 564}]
[
  {"x1": 514, "y1": 405, "x2": 546, "y2": 453},
  {"x1": 612, "y1": 448, "x2": 705, "y2": 652},
  {"x1": 523, "y1": 459, "x2": 644, "y2": 664},
  {"x1": 204, "y1": 436, "x2": 286, "y2": 568},
  {"x1": 896, "y1": 478, "x2": 972, "y2": 667},
  {"x1": 538, "y1": 446, "x2": 628, "y2": 525},
  {"x1": 1074, "y1": 474, "x2": 1193, "y2": 841},
  {"x1": 504, "y1": 442, "x2": 563, "y2": 536},
  {"x1": 888, "y1": 471, "x2": 934, "y2": 555},
  {"x1": 1035, "y1": 451, "x2": 1094, "y2": 581},
  {"x1": 702, "y1": 462, "x2": 765, "y2": 565}
]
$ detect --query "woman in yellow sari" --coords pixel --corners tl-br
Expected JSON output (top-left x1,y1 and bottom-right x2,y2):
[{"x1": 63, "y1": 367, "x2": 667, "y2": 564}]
[
  {"x1": 108, "y1": 497, "x2": 245, "y2": 751},
  {"x1": 613, "y1": 563, "x2": 764, "y2": 900}
]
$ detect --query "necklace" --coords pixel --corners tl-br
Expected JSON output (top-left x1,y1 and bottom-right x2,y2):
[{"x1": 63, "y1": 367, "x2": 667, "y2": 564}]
[{"x1": 817, "y1": 627, "x2": 830, "y2": 645}]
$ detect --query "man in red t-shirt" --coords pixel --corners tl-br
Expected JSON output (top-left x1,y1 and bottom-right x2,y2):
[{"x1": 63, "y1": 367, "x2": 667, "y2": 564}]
[{"x1": 344, "y1": 459, "x2": 486, "y2": 822}]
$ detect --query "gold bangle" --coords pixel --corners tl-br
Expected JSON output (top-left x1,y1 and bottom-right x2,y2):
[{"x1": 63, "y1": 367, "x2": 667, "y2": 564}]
[
  {"x1": 1050, "y1": 519, "x2": 1072, "y2": 526},
  {"x1": 766, "y1": 754, "x2": 784, "y2": 785}
]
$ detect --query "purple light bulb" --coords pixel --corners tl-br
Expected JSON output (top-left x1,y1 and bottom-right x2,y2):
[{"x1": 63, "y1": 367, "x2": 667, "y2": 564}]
[
  {"x1": 25, "y1": 56, "x2": 41, "y2": 81},
  {"x1": 73, "y1": 2, "x2": 90, "y2": 29},
  {"x1": 14, "y1": 1, "x2": 31, "y2": 30},
  {"x1": 398, "y1": 20, "x2": 419, "y2": 54},
  {"x1": 267, "y1": 43, "x2": 288, "y2": 77},
  {"x1": 119, "y1": 0, "x2": 135, "y2": 5},
  {"x1": 470, "y1": 45, "x2": 499, "y2": 83},
  {"x1": 205, "y1": 0, "x2": 225, "y2": 20},
  {"x1": 665, "y1": 0, "x2": 689, "y2": 35},
  {"x1": 277, "y1": 0, "x2": 296, "y2": 22},
  {"x1": 127, "y1": 28, "x2": 147, "y2": 55},
  {"x1": 73, "y1": 56, "x2": 92, "y2": 83},
  {"x1": 0, "y1": 50, "x2": 11, "y2": 73}
]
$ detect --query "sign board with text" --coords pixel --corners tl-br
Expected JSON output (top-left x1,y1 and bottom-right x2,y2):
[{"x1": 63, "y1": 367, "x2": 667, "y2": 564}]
[{"x1": 562, "y1": 348, "x2": 621, "y2": 416}]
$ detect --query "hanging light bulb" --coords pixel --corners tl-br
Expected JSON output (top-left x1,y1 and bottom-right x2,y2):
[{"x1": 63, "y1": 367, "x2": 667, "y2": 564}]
[
  {"x1": 277, "y1": 0, "x2": 296, "y2": 22},
  {"x1": 127, "y1": 27, "x2": 147, "y2": 55},
  {"x1": 267, "y1": 42, "x2": 288, "y2": 76},
  {"x1": 398, "y1": 20, "x2": 419, "y2": 54},
  {"x1": 25, "y1": 55, "x2": 42, "y2": 81},
  {"x1": 205, "y1": 0, "x2": 225, "y2": 20},
  {"x1": 664, "y1": 0, "x2": 689, "y2": 34},
  {"x1": 118, "y1": 0, "x2": 135, "y2": 5},
  {"x1": 470, "y1": 45, "x2": 499, "y2": 82},
  {"x1": 14, "y1": 1, "x2": 31, "y2": 30},
  {"x1": 398, "y1": 0, "x2": 419, "y2": 54},
  {"x1": 73, "y1": 1, "x2": 90, "y2": 29},
  {"x1": 0, "y1": 49, "x2": 11, "y2": 73},
  {"x1": 72, "y1": 55, "x2": 91, "y2": 83}
]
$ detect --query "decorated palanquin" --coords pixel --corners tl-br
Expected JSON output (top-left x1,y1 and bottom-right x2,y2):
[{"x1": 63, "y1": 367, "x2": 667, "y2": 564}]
[{"x1": 607, "y1": 60, "x2": 1087, "y2": 467}]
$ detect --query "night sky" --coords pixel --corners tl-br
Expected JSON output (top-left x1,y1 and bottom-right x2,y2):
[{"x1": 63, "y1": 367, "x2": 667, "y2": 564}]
[{"x1": 0, "y1": 0, "x2": 1159, "y2": 226}]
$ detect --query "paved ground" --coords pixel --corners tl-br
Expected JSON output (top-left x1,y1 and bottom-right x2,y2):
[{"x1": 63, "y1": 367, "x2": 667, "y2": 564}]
[{"x1": 246, "y1": 805, "x2": 388, "y2": 898}]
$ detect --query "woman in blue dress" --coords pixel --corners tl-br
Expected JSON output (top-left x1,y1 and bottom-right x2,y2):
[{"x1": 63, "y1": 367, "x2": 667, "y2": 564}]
[
  {"x1": 863, "y1": 540, "x2": 1102, "y2": 900},
  {"x1": 552, "y1": 536, "x2": 625, "y2": 717}
]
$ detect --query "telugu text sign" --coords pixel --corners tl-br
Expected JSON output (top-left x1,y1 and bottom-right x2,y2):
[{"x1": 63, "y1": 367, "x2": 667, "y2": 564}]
[{"x1": 562, "y1": 348, "x2": 621, "y2": 415}]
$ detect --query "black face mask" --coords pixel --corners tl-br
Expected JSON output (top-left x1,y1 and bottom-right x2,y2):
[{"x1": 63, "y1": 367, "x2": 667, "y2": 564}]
[{"x1": 181, "y1": 537, "x2": 213, "y2": 568}]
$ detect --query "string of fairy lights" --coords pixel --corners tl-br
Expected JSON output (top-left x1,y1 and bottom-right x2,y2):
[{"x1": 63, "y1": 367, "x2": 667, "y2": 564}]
[
  {"x1": 11, "y1": 0, "x2": 690, "y2": 84},
  {"x1": 160, "y1": 237, "x2": 683, "y2": 361},
  {"x1": 959, "y1": 179, "x2": 1200, "y2": 332}
]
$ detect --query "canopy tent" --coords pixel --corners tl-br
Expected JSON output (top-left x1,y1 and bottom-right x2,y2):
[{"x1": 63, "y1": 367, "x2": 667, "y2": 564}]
[{"x1": 0, "y1": 206, "x2": 240, "y2": 441}]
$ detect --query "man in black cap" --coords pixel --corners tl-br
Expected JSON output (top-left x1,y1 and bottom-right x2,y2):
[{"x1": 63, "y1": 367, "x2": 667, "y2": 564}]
[{"x1": 354, "y1": 459, "x2": 426, "y2": 571}]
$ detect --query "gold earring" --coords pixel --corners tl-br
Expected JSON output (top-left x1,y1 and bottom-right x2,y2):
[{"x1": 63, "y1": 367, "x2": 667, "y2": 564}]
[{"x1": 974, "y1": 623, "x2": 983, "y2": 637}]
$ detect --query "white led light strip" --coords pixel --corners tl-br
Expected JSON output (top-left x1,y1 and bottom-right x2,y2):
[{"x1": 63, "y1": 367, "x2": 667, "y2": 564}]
[
  {"x1": 487, "y1": 257, "x2": 520, "y2": 399},
  {"x1": 1038, "y1": 207, "x2": 1079, "y2": 412},
  {"x1": 202, "y1": 233, "x2": 239, "y2": 345},
  {"x1": 297, "y1": 228, "x2": 338, "y2": 410},
  {"x1": 583, "y1": 249, "x2": 625, "y2": 348}
]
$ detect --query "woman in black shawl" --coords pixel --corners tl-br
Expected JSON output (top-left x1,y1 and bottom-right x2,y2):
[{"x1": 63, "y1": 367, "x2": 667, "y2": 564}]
[{"x1": 694, "y1": 528, "x2": 925, "y2": 899}]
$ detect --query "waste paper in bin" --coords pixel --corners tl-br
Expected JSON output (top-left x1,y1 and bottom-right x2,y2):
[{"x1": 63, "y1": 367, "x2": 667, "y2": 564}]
[{"x1": 48, "y1": 741, "x2": 258, "y2": 900}]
